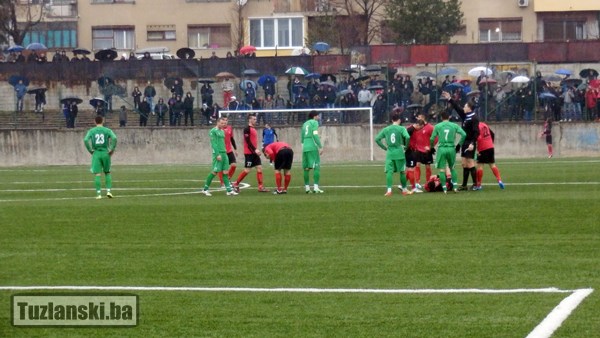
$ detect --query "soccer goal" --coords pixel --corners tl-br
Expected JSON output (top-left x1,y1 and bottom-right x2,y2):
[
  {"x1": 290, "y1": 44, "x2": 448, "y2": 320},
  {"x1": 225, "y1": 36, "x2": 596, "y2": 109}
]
[{"x1": 219, "y1": 107, "x2": 376, "y2": 161}]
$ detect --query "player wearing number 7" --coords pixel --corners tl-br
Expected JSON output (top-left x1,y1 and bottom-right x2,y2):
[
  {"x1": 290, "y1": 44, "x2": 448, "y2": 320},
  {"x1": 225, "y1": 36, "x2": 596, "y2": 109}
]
[
  {"x1": 83, "y1": 115, "x2": 118, "y2": 199},
  {"x1": 375, "y1": 112, "x2": 411, "y2": 197},
  {"x1": 429, "y1": 110, "x2": 466, "y2": 194}
]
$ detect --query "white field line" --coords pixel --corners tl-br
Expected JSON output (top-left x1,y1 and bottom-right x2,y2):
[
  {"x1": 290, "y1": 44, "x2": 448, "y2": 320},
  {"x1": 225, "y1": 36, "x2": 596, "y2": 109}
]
[{"x1": 0, "y1": 285, "x2": 591, "y2": 337}]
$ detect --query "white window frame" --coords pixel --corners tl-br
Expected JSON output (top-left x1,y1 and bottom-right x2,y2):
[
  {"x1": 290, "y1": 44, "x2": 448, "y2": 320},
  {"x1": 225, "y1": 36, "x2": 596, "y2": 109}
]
[{"x1": 249, "y1": 17, "x2": 303, "y2": 48}]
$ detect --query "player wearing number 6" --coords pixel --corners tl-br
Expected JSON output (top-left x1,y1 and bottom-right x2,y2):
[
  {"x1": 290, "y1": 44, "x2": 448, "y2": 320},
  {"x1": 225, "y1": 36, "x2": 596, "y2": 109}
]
[
  {"x1": 375, "y1": 112, "x2": 411, "y2": 197},
  {"x1": 429, "y1": 111, "x2": 466, "y2": 194},
  {"x1": 83, "y1": 116, "x2": 118, "y2": 199}
]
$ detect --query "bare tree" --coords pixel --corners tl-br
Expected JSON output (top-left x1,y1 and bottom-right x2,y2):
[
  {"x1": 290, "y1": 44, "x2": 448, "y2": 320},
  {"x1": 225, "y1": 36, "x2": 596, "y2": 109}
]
[
  {"x1": 0, "y1": 0, "x2": 45, "y2": 45},
  {"x1": 230, "y1": 0, "x2": 248, "y2": 55},
  {"x1": 342, "y1": 0, "x2": 389, "y2": 46}
]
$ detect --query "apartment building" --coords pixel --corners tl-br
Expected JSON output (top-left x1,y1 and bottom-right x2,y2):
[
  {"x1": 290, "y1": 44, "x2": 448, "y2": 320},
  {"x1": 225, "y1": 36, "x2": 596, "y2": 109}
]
[{"x1": 13, "y1": 0, "x2": 600, "y2": 59}]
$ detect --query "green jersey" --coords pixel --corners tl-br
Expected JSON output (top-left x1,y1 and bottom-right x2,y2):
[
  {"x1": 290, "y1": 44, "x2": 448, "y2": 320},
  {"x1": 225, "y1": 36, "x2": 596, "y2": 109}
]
[
  {"x1": 83, "y1": 126, "x2": 117, "y2": 153},
  {"x1": 301, "y1": 119, "x2": 322, "y2": 152},
  {"x1": 375, "y1": 124, "x2": 410, "y2": 160},
  {"x1": 209, "y1": 127, "x2": 226, "y2": 154},
  {"x1": 430, "y1": 121, "x2": 466, "y2": 148}
]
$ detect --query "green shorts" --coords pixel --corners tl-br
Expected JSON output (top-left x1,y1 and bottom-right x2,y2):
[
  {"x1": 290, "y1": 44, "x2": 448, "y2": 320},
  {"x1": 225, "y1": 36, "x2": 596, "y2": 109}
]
[
  {"x1": 302, "y1": 150, "x2": 320, "y2": 169},
  {"x1": 211, "y1": 152, "x2": 230, "y2": 173},
  {"x1": 435, "y1": 147, "x2": 456, "y2": 170},
  {"x1": 90, "y1": 151, "x2": 111, "y2": 174},
  {"x1": 385, "y1": 159, "x2": 406, "y2": 173}
]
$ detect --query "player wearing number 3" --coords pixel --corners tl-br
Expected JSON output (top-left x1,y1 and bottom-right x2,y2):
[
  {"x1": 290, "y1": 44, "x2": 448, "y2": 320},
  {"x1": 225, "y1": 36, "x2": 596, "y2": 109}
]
[
  {"x1": 375, "y1": 112, "x2": 412, "y2": 197},
  {"x1": 429, "y1": 110, "x2": 466, "y2": 194},
  {"x1": 83, "y1": 116, "x2": 118, "y2": 199}
]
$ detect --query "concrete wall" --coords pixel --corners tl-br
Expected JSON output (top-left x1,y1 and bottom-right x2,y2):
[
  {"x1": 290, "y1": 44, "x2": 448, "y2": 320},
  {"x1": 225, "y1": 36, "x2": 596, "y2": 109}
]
[{"x1": 1, "y1": 123, "x2": 598, "y2": 167}]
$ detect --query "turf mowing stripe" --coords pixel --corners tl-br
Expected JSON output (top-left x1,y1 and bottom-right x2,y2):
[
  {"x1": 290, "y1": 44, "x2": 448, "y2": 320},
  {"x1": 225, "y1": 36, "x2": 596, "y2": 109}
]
[{"x1": 526, "y1": 288, "x2": 594, "y2": 338}]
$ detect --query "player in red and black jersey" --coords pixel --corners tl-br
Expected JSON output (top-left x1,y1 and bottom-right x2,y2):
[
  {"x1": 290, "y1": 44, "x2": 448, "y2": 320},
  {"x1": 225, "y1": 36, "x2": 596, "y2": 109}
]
[
  {"x1": 474, "y1": 122, "x2": 504, "y2": 190},
  {"x1": 264, "y1": 141, "x2": 294, "y2": 194},
  {"x1": 232, "y1": 114, "x2": 269, "y2": 192},
  {"x1": 413, "y1": 113, "x2": 435, "y2": 189}
]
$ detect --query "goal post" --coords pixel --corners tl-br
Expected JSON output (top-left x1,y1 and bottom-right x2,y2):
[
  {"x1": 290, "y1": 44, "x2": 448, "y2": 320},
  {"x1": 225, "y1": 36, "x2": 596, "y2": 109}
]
[{"x1": 219, "y1": 107, "x2": 375, "y2": 161}]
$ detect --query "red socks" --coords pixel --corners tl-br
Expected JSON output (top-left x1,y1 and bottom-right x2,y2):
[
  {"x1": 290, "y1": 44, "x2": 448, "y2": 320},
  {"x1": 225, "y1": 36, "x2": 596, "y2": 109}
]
[
  {"x1": 415, "y1": 166, "x2": 421, "y2": 184},
  {"x1": 235, "y1": 171, "x2": 248, "y2": 185},
  {"x1": 275, "y1": 172, "x2": 282, "y2": 190},
  {"x1": 228, "y1": 165, "x2": 236, "y2": 179},
  {"x1": 476, "y1": 169, "x2": 483, "y2": 186},
  {"x1": 284, "y1": 174, "x2": 291, "y2": 190},
  {"x1": 217, "y1": 171, "x2": 224, "y2": 185},
  {"x1": 257, "y1": 172, "x2": 264, "y2": 187},
  {"x1": 491, "y1": 166, "x2": 501, "y2": 181}
]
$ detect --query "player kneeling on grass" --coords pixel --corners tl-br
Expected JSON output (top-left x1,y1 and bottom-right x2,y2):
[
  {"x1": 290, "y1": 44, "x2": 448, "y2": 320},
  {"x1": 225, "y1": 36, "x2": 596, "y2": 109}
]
[
  {"x1": 201, "y1": 117, "x2": 238, "y2": 196},
  {"x1": 375, "y1": 111, "x2": 412, "y2": 197},
  {"x1": 83, "y1": 115, "x2": 117, "y2": 199},
  {"x1": 263, "y1": 141, "x2": 294, "y2": 194},
  {"x1": 424, "y1": 167, "x2": 453, "y2": 192},
  {"x1": 474, "y1": 122, "x2": 504, "y2": 190},
  {"x1": 428, "y1": 110, "x2": 466, "y2": 194}
]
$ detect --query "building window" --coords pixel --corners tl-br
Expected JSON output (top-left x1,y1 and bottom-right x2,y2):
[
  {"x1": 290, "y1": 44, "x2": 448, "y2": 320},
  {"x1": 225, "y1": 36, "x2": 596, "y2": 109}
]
[
  {"x1": 249, "y1": 17, "x2": 303, "y2": 48},
  {"x1": 147, "y1": 25, "x2": 176, "y2": 41},
  {"x1": 544, "y1": 20, "x2": 585, "y2": 41},
  {"x1": 20, "y1": 22, "x2": 77, "y2": 48},
  {"x1": 479, "y1": 19, "x2": 522, "y2": 42},
  {"x1": 92, "y1": 27, "x2": 135, "y2": 50},
  {"x1": 91, "y1": 0, "x2": 135, "y2": 3},
  {"x1": 188, "y1": 25, "x2": 231, "y2": 49}
]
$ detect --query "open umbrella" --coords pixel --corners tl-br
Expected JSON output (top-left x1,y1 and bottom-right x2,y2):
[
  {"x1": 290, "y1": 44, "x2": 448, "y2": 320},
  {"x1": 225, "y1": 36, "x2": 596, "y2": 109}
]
[
  {"x1": 27, "y1": 87, "x2": 47, "y2": 95},
  {"x1": 563, "y1": 78, "x2": 583, "y2": 87},
  {"x1": 539, "y1": 92, "x2": 557, "y2": 100},
  {"x1": 7, "y1": 45, "x2": 25, "y2": 53},
  {"x1": 368, "y1": 85, "x2": 384, "y2": 91},
  {"x1": 164, "y1": 77, "x2": 183, "y2": 89},
  {"x1": 354, "y1": 75, "x2": 371, "y2": 82},
  {"x1": 8, "y1": 75, "x2": 30, "y2": 87},
  {"x1": 579, "y1": 69, "x2": 599, "y2": 78},
  {"x1": 305, "y1": 73, "x2": 321, "y2": 80},
  {"x1": 511, "y1": 75, "x2": 530, "y2": 83},
  {"x1": 198, "y1": 79, "x2": 215, "y2": 84},
  {"x1": 467, "y1": 90, "x2": 481, "y2": 97},
  {"x1": 176, "y1": 47, "x2": 195, "y2": 59},
  {"x1": 72, "y1": 48, "x2": 91, "y2": 55},
  {"x1": 242, "y1": 69, "x2": 260, "y2": 76},
  {"x1": 89, "y1": 97, "x2": 107, "y2": 108},
  {"x1": 406, "y1": 104, "x2": 423, "y2": 109},
  {"x1": 499, "y1": 71, "x2": 517, "y2": 81},
  {"x1": 240, "y1": 45, "x2": 256, "y2": 55},
  {"x1": 257, "y1": 74, "x2": 277, "y2": 86},
  {"x1": 437, "y1": 67, "x2": 458, "y2": 76},
  {"x1": 319, "y1": 74, "x2": 336, "y2": 83},
  {"x1": 458, "y1": 79, "x2": 472, "y2": 84},
  {"x1": 60, "y1": 96, "x2": 83, "y2": 105},
  {"x1": 468, "y1": 66, "x2": 493, "y2": 77},
  {"x1": 215, "y1": 71, "x2": 236, "y2": 79},
  {"x1": 365, "y1": 64, "x2": 382, "y2": 72},
  {"x1": 443, "y1": 82, "x2": 464, "y2": 91},
  {"x1": 26, "y1": 42, "x2": 47, "y2": 51},
  {"x1": 292, "y1": 84, "x2": 307, "y2": 94},
  {"x1": 338, "y1": 89, "x2": 352, "y2": 96},
  {"x1": 319, "y1": 81, "x2": 337, "y2": 90},
  {"x1": 479, "y1": 78, "x2": 497, "y2": 85},
  {"x1": 239, "y1": 79, "x2": 257, "y2": 90},
  {"x1": 285, "y1": 66, "x2": 309, "y2": 76},
  {"x1": 416, "y1": 71, "x2": 435, "y2": 78},
  {"x1": 313, "y1": 42, "x2": 330, "y2": 53},
  {"x1": 339, "y1": 68, "x2": 358, "y2": 74},
  {"x1": 543, "y1": 75, "x2": 563, "y2": 82},
  {"x1": 94, "y1": 49, "x2": 118, "y2": 61},
  {"x1": 555, "y1": 68, "x2": 572, "y2": 76}
]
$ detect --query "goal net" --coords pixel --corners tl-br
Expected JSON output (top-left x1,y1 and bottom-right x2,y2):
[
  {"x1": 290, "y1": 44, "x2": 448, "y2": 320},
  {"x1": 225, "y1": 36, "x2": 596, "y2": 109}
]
[{"x1": 219, "y1": 107, "x2": 376, "y2": 161}]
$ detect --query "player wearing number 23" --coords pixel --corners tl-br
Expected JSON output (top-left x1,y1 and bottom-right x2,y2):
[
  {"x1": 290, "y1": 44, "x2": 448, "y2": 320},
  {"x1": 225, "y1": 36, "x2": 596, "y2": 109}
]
[{"x1": 83, "y1": 116, "x2": 118, "y2": 199}]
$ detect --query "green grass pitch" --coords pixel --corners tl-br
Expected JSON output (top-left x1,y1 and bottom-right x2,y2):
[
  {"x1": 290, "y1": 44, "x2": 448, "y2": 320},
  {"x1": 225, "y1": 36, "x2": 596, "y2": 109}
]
[{"x1": 0, "y1": 158, "x2": 599, "y2": 337}]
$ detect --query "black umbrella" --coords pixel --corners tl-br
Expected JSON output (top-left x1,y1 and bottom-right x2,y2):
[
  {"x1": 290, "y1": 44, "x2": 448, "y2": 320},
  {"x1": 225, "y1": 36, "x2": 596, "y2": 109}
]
[
  {"x1": 176, "y1": 47, "x2": 195, "y2": 59},
  {"x1": 27, "y1": 87, "x2": 47, "y2": 95},
  {"x1": 339, "y1": 68, "x2": 358, "y2": 74},
  {"x1": 60, "y1": 96, "x2": 82, "y2": 105},
  {"x1": 365, "y1": 64, "x2": 382, "y2": 72},
  {"x1": 354, "y1": 75, "x2": 371, "y2": 82},
  {"x1": 8, "y1": 75, "x2": 30, "y2": 87},
  {"x1": 72, "y1": 48, "x2": 91, "y2": 55},
  {"x1": 319, "y1": 73, "x2": 336, "y2": 83},
  {"x1": 579, "y1": 68, "x2": 598, "y2": 78},
  {"x1": 90, "y1": 97, "x2": 107, "y2": 107},
  {"x1": 198, "y1": 79, "x2": 215, "y2": 84},
  {"x1": 97, "y1": 76, "x2": 114, "y2": 88},
  {"x1": 242, "y1": 69, "x2": 260, "y2": 76},
  {"x1": 164, "y1": 77, "x2": 183, "y2": 88},
  {"x1": 368, "y1": 85, "x2": 384, "y2": 90},
  {"x1": 94, "y1": 49, "x2": 118, "y2": 61},
  {"x1": 406, "y1": 104, "x2": 423, "y2": 109}
]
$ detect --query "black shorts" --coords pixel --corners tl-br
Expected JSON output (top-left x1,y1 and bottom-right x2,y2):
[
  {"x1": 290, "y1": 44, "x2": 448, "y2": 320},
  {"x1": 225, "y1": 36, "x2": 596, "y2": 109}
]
[
  {"x1": 227, "y1": 151, "x2": 236, "y2": 164},
  {"x1": 461, "y1": 143, "x2": 475, "y2": 159},
  {"x1": 545, "y1": 135, "x2": 552, "y2": 145},
  {"x1": 416, "y1": 151, "x2": 433, "y2": 165},
  {"x1": 274, "y1": 148, "x2": 294, "y2": 170},
  {"x1": 405, "y1": 149, "x2": 417, "y2": 168},
  {"x1": 477, "y1": 148, "x2": 495, "y2": 164},
  {"x1": 244, "y1": 153, "x2": 262, "y2": 168}
]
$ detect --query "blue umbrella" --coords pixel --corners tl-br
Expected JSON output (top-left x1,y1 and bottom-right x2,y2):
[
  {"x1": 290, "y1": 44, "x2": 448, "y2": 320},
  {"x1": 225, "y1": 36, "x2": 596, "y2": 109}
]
[
  {"x1": 313, "y1": 42, "x2": 330, "y2": 53},
  {"x1": 555, "y1": 68, "x2": 572, "y2": 76},
  {"x1": 26, "y1": 42, "x2": 47, "y2": 51},
  {"x1": 7, "y1": 45, "x2": 25, "y2": 53},
  {"x1": 305, "y1": 72, "x2": 321, "y2": 80},
  {"x1": 443, "y1": 82, "x2": 464, "y2": 91},
  {"x1": 239, "y1": 79, "x2": 257, "y2": 90},
  {"x1": 437, "y1": 67, "x2": 458, "y2": 76},
  {"x1": 8, "y1": 75, "x2": 29, "y2": 87},
  {"x1": 257, "y1": 74, "x2": 277, "y2": 86}
]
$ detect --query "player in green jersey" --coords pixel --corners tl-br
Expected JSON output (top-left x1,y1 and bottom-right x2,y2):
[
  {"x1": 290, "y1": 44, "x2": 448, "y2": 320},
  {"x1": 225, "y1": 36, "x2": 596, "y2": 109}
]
[
  {"x1": 301, "y1": 110, "x2": 324, "y2": 193},
  {"x1": 375, "y1": 112, "x2": 412, "y2": 197},
  {"x1": 83, "y1": 116, "x2": 118, "y2": 199},
  {"x1": 201, "y1": 117, "x2": 238, "y2": 196},
  {"x1": 429, "y1": 111, "x2": 467, "y2": 194}
]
